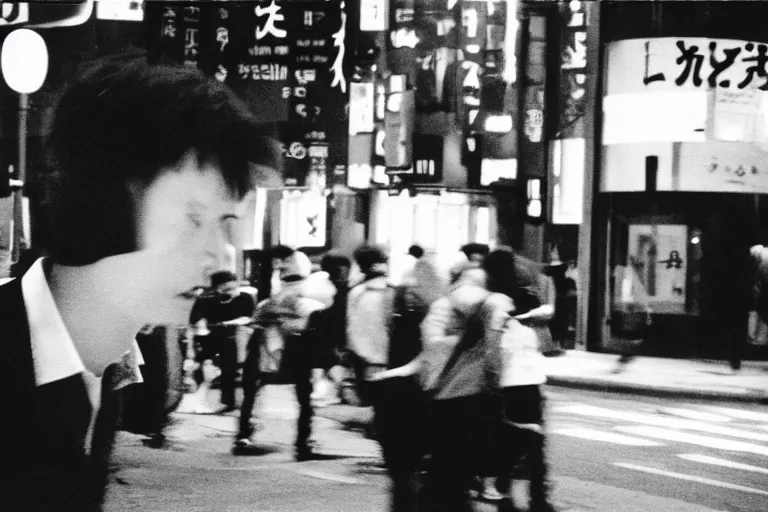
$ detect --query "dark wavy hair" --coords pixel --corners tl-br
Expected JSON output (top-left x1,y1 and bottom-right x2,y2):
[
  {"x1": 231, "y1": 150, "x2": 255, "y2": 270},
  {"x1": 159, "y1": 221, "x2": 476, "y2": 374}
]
[
  {"x1": 353, "y1": 245, "x2": 389, "y2": 275},
  {"x1": 460, "y1": 243, "x2": 490, "y2": 261},
  {"x1": 321, "y1": 253, "x2": 351, "y2": 280},
  {"x1": 484, "y1": 246, "x2": 542, "y2": 314},
  {"x1": 40, "y1": 55, "x2": 279, "y2": 265},
  {"x1": 482, "y1": 246, "x2": 519, "y2": 298}
]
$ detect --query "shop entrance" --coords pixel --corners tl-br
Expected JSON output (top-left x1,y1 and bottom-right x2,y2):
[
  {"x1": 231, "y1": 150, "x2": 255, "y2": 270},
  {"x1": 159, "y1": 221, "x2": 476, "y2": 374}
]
[{"x1": 599, "y1": 193, "x2": 768, "y2": 361}]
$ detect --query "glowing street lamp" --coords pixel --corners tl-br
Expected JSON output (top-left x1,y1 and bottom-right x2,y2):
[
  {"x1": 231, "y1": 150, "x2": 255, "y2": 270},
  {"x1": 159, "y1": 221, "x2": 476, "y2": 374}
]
[{"x1": 1, "y1": 28, "x2": 48, "y2": 264}]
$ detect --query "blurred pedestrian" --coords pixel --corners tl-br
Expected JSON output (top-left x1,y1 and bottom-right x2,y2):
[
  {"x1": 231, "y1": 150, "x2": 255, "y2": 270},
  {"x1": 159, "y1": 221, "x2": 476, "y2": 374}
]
[
  {"x1": 347, "y1": 245, "x2": 436, "y2": 512},
  {"x1": 372, "y1": 260, "x2": 496, "y2": 512},
  {"x1": 304, "y1": 253, "x2": 352, "y2": 406},
  {"x1": 121, "y1": 324, "x2": 185, "y2": 449},
  {"x1": 190, "y1": 270, "x2": 255, "y2": 413},
  {"x1": 534, "y1": 269, "x2": 562, "y2": 357},
  {"x1": 748, "y1": 244, "x2": 768, "y2": 348},
  {"x1": 482, "y1": 247, "x2": 558, "y2": 512},
  {"x1": 234, "y1": 247, "x2": 331, "y2": 460},
  {"x1": 0, "y1": 55, "x2": 278, "y2": 510},
  {"x1": 611, "y1": 261, "x2": 653, "y2": 373}
]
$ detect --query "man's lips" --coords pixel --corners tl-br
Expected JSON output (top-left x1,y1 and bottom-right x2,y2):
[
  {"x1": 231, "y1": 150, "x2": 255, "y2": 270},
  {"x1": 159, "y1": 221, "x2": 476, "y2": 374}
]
[{"x1": 179, "y1": 286, "x2": 207, "y2": 300}]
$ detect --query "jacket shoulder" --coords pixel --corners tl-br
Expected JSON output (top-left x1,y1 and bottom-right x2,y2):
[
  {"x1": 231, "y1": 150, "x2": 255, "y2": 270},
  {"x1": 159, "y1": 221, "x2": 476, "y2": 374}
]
[{"x1": 447, "y1": 284, "x2": 489, "y2": 312}]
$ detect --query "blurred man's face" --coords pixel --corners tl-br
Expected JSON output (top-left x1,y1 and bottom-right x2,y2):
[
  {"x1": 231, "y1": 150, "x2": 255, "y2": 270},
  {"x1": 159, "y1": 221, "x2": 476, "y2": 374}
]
[
  {"x1": 468, "y1": 253, "x2": 485, "y2": 263},
  {"x1": 126, "y1": 150, "x2": 243, "y2": 324},
  {"x1": 365, "y1": 262, "x2": 388, "y2": 278},
  {"x1": 216, "y1": 280, "x2": 239, "y2": 299}
]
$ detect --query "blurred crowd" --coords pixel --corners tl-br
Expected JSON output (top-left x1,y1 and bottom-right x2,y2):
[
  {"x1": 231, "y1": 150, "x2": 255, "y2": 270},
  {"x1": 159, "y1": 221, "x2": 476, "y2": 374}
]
[{"x1": 132, "y1": 242, "x2": 563, "y2": 512}]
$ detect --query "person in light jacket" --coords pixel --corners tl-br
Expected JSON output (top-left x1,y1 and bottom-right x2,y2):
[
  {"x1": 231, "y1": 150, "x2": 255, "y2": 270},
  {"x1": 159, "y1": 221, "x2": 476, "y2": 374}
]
[
  {"x1": 372, "y1": 259, "x2": 507, "y2": 512},
  {"x1": 482, "y1": 247, "x2": 558, "y2": 512}
]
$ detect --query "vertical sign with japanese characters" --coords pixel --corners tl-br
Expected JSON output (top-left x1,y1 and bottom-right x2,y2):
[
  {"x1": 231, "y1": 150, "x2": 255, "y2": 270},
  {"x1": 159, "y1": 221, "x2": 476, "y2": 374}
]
[
  {"x1": 146, "y1": 1, "x2": 349, "y2": 187},
  {"x1": 149, "y1": 5, "x2": 183, "y2": 62},
  {"x1": 148, "y1": 4, "x2": 209, "y2": 68},
  {"x1": 183, "y1": 5, "x2": 201, "y2": 68},
  {"x1": 388, "y1": 0, "x2": 417, "y2": 77},
  {"x1": 283, "y1": 1, "x2": 348, "y2": 187},
  {"x1": 559, "y1": 0, "x2": 587, "y2": 139},
  {"x1": 211, "y1": 5, "x2": 234, "y2": 84},
  {"x1": 241, "y1": 1, "x2": 293, "y2": 122},
  {"x1": 459, "y1": 0, "x2": 487, "y2": 67}
]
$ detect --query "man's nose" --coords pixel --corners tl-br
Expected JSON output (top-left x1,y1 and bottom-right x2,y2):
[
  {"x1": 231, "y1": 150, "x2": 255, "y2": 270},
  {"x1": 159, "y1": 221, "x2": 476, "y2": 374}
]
[{"x1": 205, "y1": 224, "x2": 231, "y2": 265}]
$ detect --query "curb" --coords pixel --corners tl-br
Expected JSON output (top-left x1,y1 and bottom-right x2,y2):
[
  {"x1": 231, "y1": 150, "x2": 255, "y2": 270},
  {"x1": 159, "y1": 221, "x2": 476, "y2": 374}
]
[{"x1": 546, "y1": 375, "x2": 768, "y2": 404}]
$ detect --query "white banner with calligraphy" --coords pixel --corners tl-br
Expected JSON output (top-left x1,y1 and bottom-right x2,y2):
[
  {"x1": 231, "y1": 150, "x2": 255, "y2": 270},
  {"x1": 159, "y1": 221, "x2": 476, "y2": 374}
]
[
  {"x1": 604, "y1": 37, "x2": 768, "y2": 145},
  {"x1": 676, "y1": 141, "x2": 768, "y2": 193},
  {"x1": 605, "y1": 37, "x2": 768, "y2": 95}
]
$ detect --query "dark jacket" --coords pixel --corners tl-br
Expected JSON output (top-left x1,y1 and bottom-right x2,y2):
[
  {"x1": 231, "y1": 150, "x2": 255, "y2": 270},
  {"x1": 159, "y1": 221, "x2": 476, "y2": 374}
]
[
  {"x1": 304, "y1": 287, "x2": 348, "y2": 369},
  {"x1": 0, "y1": 278, "x2": 120, "y2": 511}
]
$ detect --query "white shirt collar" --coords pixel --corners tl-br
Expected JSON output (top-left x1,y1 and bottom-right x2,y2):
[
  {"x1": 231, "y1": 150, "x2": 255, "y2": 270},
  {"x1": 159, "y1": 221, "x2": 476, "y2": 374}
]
[{"x1": 21, "y1": 258, "x2": 143, "y2": 389}]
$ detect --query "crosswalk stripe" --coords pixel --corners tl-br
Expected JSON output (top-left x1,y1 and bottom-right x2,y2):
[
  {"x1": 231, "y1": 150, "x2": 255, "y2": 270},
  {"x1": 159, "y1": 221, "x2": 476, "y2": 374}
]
[
  {"x1": 557, "y1": 404, "x2": 768, "y2": 442},
  {"x1": 551, "y1": 427, "x2": 664, "y2": 446},
  {"x1": 615, "y1": 426, "x2": 768, "y2": 457},
  {"x1": 657, "y1": 407, "x2": 732, "y2": 423},
  {"x1": 678, "y1": 454, "x2": 768, "y2": 475},
  {"x1": 295, "y1": 469, "x2": 365, "y2": 485},
  {"x1": 613, "y1": 463, "x2": 768, "y2": 496},
  {"x1": 699, "y1": 406, "x2": 768, "y2": 423}
]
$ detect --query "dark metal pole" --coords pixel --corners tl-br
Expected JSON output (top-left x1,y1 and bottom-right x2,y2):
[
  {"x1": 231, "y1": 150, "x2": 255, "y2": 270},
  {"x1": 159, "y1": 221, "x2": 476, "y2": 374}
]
[{"x1": 11, "y1": 92, "x2": 28, "y2": 264}]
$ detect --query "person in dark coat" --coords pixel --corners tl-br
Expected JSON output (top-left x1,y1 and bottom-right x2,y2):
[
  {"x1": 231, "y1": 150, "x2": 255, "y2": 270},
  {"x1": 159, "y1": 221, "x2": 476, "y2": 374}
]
[
  {"x1": 304, "y1": 253, "x2": 352, "y2": 403},
  {"x1": 0, "y1": 56, "x2": 278, "y2": 510},
  {"x1": 190, "y1": 270, "x2": 255, "y2": 412}
]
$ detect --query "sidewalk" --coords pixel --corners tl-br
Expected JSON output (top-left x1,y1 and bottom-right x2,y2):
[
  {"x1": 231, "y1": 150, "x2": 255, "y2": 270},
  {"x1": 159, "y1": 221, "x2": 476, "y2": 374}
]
[{"x1": 545, "y1": 350, "x2": 768, "y2": 403}]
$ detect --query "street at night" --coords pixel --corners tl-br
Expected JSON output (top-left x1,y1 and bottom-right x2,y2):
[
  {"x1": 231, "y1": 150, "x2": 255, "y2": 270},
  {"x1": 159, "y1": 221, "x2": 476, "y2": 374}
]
[
  {"x1": 105, "y1": 385, "x2": 768, "y2": 512},
  {"x1": 4, "y1": 1, "x2": 768, "y2": 511}
]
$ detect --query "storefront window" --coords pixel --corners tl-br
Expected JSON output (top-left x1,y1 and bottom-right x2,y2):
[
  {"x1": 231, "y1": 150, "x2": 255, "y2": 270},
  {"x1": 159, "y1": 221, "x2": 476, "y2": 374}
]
[
  {"x1": 613, "y1": 224, "x2": 688, "y2": 316},
  {"x1": 475, "y1": 206, "x2": 490, "y2": 245},
  {"x1": 279, "y1": 190, "x2": 328, "y2": 248},
  {"x1": 373, "y1": 189, "x2": 493, "y2": 277},
  {"x1": 608, "y1": 213, "x2": 702, "y2": 348}
]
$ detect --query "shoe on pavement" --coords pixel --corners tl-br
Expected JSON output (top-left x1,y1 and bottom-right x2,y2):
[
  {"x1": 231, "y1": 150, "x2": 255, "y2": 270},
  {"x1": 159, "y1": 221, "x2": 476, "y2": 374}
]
[
  {"x1": 295, "y1": 449, "x2": 323, "y2": 462},
  {"x1": 141, "y1": 434, "x2": 168, "y2": 449},
  {"x1": 215, "y1": 404, "x2": 238, "y2": 415},
  {"x1": 232, "y1": 438, "x2": 270, "y2": 456},
  {"x1": 295, "y1": 448, "x2": 345, "y2": 462}
]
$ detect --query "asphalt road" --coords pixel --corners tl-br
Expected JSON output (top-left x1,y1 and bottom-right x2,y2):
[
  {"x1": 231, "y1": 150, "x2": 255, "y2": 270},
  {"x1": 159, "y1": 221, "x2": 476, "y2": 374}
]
[
  {"x1": 545, "y1": 388, "x2": 768, "y2": 512},
  {"x1": 104, "y1": 386, "x2": 768, "y2": 512}
]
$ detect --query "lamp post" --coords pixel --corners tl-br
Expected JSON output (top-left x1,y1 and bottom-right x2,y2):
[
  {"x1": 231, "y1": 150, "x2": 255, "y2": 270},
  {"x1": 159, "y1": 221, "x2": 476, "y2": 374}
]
[{"x1": 1, "y1": 28, "x2": 48, "y2": 265}]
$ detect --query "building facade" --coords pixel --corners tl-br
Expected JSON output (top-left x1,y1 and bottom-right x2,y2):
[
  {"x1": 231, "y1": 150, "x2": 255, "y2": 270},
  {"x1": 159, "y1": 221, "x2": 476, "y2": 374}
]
[{"x1": 568, "y1": 1, "x2": 768, "y2": 361}]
